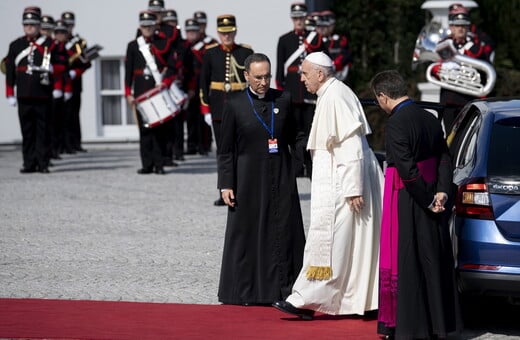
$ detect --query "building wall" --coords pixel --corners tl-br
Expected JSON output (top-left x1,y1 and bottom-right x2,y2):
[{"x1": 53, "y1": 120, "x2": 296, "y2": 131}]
[{"x1": 0, "y1": 0, "x2": 296, "y2": 144}]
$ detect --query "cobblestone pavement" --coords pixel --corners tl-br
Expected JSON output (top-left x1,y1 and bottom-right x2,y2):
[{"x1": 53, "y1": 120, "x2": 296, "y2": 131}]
[{"x1": 0, "y1": 143, "x2": 518, "y2": 339}]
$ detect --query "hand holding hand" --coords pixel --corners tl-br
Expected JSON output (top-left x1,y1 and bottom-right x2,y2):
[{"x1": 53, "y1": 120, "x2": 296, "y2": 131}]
[{"x1": 430, "y1": 192, "x2": 448, "y2": 213}]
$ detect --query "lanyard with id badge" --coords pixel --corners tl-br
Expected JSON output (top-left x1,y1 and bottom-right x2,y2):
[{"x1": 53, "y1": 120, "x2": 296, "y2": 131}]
[{"x1": 246, "y1": 90, "x2": 278, "y2": 154}]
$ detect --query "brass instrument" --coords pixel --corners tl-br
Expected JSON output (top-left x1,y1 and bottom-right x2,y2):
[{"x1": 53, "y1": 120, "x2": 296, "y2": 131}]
[
  {"x1": 27, "y1": 45, "x2": 52, "y2": 85},
  {"x1": 68, "y1": 38, "x2": 87, "y2": 65},
  {"x1": 0, "y1": 57, "x2": 6, "y2": 74},
  {"x1": 67, "y1": 35, "x2": 103, "y2": 65},
  {"x1": 412, "y1": 20, "x2": 450, "y2": 70},
  {"x1": 425, "y1": 40, "x2": 496, "y2": 97}
]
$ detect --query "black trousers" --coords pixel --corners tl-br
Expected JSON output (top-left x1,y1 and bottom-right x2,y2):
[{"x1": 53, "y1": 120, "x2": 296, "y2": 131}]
[
  {"x1": 64, "y1": 93, "x2": 82, "y2": 151},
  {"x1": 17, "y1": 98, "x2": 51, "y2": 169},
  {"x1": 50, "y1": 97, "x2": 66, "y2": 155},
  {"x1": 137, "y1": 114, "x2": 165, "y2": 169},
  {"x1": 186, "y1": 97, "x2": 206, "y2": 153}
]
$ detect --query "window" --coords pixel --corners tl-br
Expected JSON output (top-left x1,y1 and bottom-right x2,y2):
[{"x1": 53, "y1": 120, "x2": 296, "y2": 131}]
[
  {"x1": 455, "y1": 115, "x2": 480, "y2": 169},
  {"x1": 488, "y1": 117, "x2": 520, "y2": 178},
  {"x1": 99, "y1": 58, "x2": 136, "y2": 126}
]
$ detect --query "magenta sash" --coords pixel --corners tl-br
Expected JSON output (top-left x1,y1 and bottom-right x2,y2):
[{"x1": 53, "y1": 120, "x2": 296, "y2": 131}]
[{"x1": 378, "y1": 157, "x2": 438, "y2": 328}]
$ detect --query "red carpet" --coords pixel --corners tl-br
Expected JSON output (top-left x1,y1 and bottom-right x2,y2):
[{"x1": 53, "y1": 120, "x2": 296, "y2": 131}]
[{"x1": 0, "y1": 298, "x2": 379, "y2": 339}]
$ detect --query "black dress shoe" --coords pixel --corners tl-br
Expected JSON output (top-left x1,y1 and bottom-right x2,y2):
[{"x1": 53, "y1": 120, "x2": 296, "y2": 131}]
[
  {"x1": 75, "y1": 147, "x2": 87, "y2": 152},
  {"x1": 154, "y1": 166, "x2": 165, "y2": 174},
  {"x1": 137, "y1": 167, "x2": 153, "y2": 174},
  {"x1": 19, "y1": 167, "x2": 36, "y2": 174},
  {"x1": 272, "y1": 301, "x2": 314, "y2": 320},
  {"x1": 39, "y1": 167, "x2": 50, "y2": 174},
  {"x1": 214, "y1": 197, "x2": 226, "y2": 206}
]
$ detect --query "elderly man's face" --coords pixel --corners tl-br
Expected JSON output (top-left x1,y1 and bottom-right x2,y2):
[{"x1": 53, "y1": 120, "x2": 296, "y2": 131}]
[{"x1": 300, "y1": 60, "x2": 321, "y2": 94}]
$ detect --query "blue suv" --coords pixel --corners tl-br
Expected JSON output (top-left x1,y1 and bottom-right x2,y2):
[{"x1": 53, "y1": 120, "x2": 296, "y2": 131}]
[{"x1": 447, "y1": 98, "x2": 520, "y2": 301}]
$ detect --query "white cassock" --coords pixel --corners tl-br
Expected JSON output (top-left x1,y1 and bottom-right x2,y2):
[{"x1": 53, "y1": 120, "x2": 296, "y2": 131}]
[{"x1": 286, "y1": 77, "x2": 384, "y2": 315}]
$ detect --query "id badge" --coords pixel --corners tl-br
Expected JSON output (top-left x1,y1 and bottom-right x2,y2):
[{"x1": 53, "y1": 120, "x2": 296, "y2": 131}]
[{"x1": 268, "y1": 138, "x2": 278, "y2": 154}]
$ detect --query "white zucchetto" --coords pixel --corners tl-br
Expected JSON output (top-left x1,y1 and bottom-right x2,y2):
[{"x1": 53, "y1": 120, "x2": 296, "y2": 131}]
[{"x1": 305, "y1": 51, "x2": 333, "y2": 67}]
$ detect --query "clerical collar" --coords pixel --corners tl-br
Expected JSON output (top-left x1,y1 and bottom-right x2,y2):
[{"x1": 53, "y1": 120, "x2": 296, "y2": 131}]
[{"x1": 248, "y1": 87, "x2": 266, "y2": 99}]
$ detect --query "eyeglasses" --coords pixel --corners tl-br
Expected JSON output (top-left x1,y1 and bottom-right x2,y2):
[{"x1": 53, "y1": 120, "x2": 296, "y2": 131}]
[{"x1": 249, "y1": 74, "x2": 271, "y2": 82}]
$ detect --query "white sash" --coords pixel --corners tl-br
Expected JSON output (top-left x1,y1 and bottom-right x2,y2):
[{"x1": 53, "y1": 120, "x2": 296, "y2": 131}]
[
  {"x1": 283, "y1": 31, "x2": 317, "y2": 77},
  {"x1": 15, "y1": 36, "x2": 47, "y2": 66},
  {"x1": 193, "y1": 41, "x2": 205, "y2": 51},
  {"x1": 137, "y1": 36, "x2": 162, "y2": 85}
]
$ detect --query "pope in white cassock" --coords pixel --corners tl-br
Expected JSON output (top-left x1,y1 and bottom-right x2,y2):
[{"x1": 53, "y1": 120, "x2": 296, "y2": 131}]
[{"x1": 273, "y1": 52, "x2": 384, "y2": 320}]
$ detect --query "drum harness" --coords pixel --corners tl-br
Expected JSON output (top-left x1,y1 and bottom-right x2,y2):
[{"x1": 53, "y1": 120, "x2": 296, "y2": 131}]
[{"x1": 137, "y1": 36, "x2": 162, "y2": 85}]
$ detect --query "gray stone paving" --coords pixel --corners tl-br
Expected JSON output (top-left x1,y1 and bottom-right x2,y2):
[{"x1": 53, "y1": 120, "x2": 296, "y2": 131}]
[{"x1": 0, "y1": 143, "x2": 518, "y2": 339}]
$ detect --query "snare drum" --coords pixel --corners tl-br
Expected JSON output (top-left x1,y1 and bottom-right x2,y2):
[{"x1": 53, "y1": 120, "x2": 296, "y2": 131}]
[
  {"x1": 135, "y1": 86, "x2": 180, "y2": 128},
  {"x1": 169, "y1": 82, "x2": 188, "y2": 107}
]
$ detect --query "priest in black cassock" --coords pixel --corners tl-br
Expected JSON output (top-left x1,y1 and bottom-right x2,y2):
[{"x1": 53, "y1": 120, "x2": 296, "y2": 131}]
[
  {"x1": 371, "y1": 70, "x2": 462, "y2": 339},
  {"x1": 217, "y1": 53, "x2": 306, "y2": 305}
]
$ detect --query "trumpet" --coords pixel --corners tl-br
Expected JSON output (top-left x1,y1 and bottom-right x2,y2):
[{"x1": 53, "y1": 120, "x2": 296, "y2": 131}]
[{"x1": 425, "y1": 40, "x2": 496, "y2": 97}]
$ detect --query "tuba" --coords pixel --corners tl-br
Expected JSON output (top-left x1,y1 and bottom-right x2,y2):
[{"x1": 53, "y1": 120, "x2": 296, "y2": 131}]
[
  {"x1": 412, "y1": 20, "x2": 450, "y2": 70},
  {"x1": 425, "y1": 40, "x2": 496, "y2": 97}
]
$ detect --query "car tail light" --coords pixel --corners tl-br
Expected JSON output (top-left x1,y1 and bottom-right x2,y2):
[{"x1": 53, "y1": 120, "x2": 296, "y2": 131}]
[
  {"x1": 455, "y1": 179, "x2": 494, "y2": 220},
  {"x1": 460, "y1": 264, "x2": 501, "y2": 271}
]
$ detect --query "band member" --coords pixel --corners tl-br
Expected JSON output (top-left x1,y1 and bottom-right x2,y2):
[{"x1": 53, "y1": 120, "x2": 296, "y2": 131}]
[
  {"x1": 193, "y1": 10, "x2": 217, "y2": 153},
  {"x1": 40, "y1": 15, "x2": 55, "y2": 39},
  {"x1": 62, "y1": 11, "x2": 91, "y2": 153},
  {"x1": 163, "y1": 8, "x2": 190, "y2": 163},
  {"x1": 5, "y1": 8, "x2": 58, "y2": 173},
  {"x1": 182, "y1": 18, "x2": 208, "y2": 156},
  {"x1": 49, "y1": 20, "x2": 73, "y2": 159},
  {"x1": 430, "y1": 5, "x2": 494, "y2": 131},
  {"x1": 320, "y1": 10, "x2": 353, "y2": 83},
  {"x1": 146, "y1": 0, "x2": 182, "y2": 46},
  {"x1": 125, "y1": 11, "x2": 177, "y2": 174},
  {"x1": 276, "y1": 3, "x2": 324, "y2": 178},
  {"x1": 193, "y1": 11, "x2": 218, "y2": 47},
  {"x1": 199, "y1": 14, "x2": 253, "y2": 206}
]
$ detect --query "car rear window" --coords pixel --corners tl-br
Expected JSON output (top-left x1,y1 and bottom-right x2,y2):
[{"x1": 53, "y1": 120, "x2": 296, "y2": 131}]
[{"x1": 487, "y1": 117, "x2": 520, "y2": 179}]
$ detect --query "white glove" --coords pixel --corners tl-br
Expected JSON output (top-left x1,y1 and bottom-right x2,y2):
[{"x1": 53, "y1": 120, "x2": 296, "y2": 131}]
[
  {"x1": 7, "y1": 96, "x2": 17, "y2": 107},
  {"x1": 204, "y1": 113, "x2": 212, "y2": 127},
  {"x1": 52, "y1": 89, "x2": 63, "y2": 99},
  {"x1": 69, "y1": 70, "x2": 77, "y2": 80},
  {"x1": 64, "y1": 92, "x2": 73, "y2": 101}
]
